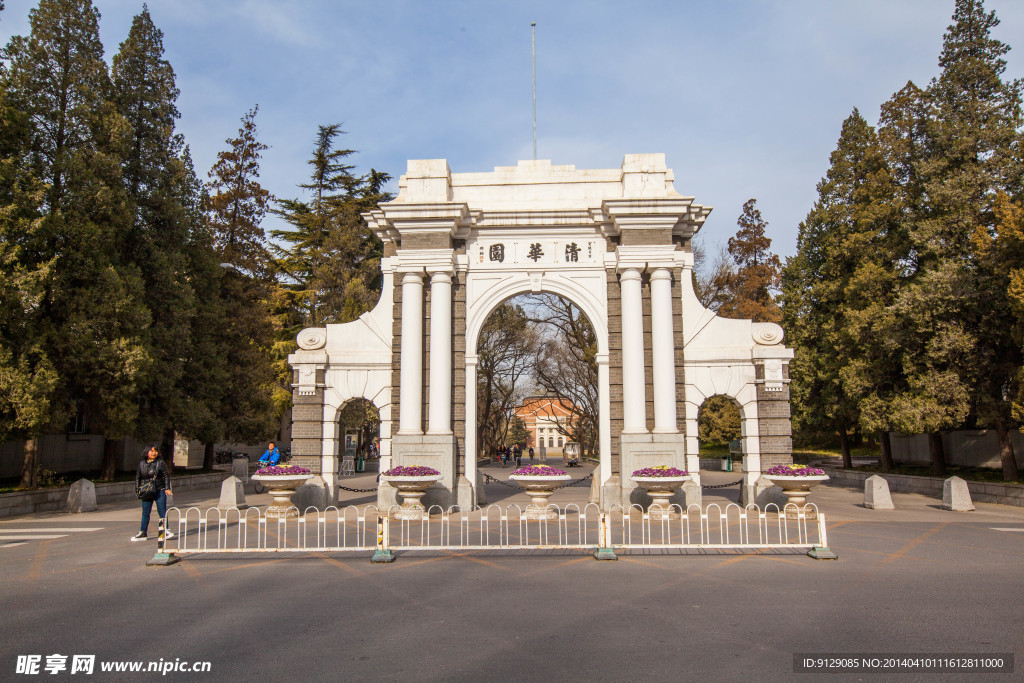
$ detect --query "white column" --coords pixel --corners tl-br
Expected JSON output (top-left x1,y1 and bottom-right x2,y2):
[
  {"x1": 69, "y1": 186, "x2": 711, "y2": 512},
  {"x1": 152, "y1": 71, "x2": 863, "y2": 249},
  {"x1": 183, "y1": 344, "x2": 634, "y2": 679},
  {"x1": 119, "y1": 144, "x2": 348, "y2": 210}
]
[
  {"x1": 399, "y1": 272, "x2": 424, "y2": 434},
  {"x1": 464, "y1": 356, "x2": 478, "y2": 505},
  {"x1": 620, "y1": 268, "x2": 647, "y2": 433},
  {"x1": 650, "y1": 268, "x2": 678, "y2": 433},
  {"x1": 321, "y1": 412, "x2": 338, "y2": 504},
  {"x1": 427, "y1": 271, "x2": 453, "y2": 434}
]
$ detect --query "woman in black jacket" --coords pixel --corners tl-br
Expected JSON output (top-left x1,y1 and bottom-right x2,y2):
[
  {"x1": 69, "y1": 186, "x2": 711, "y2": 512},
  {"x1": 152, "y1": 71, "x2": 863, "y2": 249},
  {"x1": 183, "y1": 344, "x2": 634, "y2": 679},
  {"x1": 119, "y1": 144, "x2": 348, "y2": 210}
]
[{"x1": 131, "y1": 446, "x2": 174, "y2": 542}]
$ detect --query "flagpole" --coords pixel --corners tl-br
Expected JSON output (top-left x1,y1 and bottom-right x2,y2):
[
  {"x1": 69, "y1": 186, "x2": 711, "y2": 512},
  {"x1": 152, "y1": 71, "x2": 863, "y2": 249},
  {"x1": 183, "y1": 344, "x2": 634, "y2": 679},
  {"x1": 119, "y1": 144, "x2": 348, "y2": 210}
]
[{"x1": 531, "y1": 21, "x2": 537, "y2": 160}]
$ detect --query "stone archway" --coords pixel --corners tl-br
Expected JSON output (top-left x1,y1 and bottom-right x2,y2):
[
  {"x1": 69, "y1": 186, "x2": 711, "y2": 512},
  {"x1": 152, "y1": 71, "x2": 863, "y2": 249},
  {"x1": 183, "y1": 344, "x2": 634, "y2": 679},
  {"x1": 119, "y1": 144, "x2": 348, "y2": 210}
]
[{"x1": 289, "y1": 154, "x2": 795, "y2": 511}]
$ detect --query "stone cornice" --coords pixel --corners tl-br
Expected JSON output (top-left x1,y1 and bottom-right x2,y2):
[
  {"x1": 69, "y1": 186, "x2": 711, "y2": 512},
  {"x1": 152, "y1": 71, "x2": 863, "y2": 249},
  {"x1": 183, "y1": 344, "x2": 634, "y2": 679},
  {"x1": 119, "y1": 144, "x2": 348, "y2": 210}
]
[{"x1": 394, "y1": 248, "x2": 457, "y2": 274}]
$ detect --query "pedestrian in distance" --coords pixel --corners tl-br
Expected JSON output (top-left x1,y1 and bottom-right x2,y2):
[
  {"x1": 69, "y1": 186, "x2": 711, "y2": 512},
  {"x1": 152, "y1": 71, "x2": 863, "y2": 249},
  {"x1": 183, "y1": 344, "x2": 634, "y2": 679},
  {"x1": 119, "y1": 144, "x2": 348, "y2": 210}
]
[
  {"x1": 257, "y1": 441, "x2": 281, "y2": 467},
  {"x1": 131, "y1": 446, "x2": 174, "y2": 542},
  {"x1": 529, "y1": 446, "x2": 534, "y2": 462},
  {"x1": 513, "y1": 444, "x2": 522, "y2": 467}
]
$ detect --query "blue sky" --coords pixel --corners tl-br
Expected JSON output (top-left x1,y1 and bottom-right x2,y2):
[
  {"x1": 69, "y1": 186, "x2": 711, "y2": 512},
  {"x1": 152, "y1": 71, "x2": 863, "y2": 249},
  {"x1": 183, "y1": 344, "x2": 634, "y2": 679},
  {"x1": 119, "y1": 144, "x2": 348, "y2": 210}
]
[{"x1": 2, "y1": 0, "x2": 1023, "y2": 259}]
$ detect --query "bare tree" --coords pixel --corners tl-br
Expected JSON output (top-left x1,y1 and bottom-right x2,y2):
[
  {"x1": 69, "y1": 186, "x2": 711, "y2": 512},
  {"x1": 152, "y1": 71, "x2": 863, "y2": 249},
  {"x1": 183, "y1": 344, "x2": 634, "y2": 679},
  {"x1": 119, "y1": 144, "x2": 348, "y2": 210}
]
[
  {"x1": 476, "y1": 303, "x2": 539, "y2": 457},
  {"x1": 526, "y1": 294, "x2": 599, "y2": 456}
]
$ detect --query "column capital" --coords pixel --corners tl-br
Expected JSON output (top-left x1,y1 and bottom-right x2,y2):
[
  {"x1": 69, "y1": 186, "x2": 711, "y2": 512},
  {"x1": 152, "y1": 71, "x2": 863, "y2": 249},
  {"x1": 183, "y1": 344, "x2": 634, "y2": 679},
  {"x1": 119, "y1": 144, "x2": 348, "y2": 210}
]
[
  {"x1": 400, "y1": 270, "x2": 425, "y2": 282},
  {"x1": 618, "y1": 267, "x2": 643, "y2": 280},
  {"x1": 429, "y1": 270, "x2": 454, "y2": 283},
  {"x1": 649, "y1": 267, "x2": 673, "y2": 283}
]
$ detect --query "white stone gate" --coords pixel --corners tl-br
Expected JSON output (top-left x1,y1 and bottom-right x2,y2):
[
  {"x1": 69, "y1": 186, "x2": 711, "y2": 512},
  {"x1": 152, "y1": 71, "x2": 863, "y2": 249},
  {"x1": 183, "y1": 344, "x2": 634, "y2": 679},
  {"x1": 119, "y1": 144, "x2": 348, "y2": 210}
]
[{"x1": 288, "y1": 155, "x2": 794, "y2": 510}]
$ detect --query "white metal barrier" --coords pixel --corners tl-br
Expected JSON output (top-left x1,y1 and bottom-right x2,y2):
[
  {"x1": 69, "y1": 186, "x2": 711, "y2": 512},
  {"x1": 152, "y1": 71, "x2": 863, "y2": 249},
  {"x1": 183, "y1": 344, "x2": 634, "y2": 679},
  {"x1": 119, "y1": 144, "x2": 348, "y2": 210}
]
[{"x1": 159, "y1": 503, "x2": 836, "y2": 562}]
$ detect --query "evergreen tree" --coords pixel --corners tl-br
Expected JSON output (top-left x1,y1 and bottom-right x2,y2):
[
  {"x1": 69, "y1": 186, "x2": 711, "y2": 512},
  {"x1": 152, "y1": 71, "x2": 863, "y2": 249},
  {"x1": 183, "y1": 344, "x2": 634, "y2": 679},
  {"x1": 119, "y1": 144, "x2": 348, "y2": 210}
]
[
  {"x1": 0, "y1": 45, "x2": 59, "y2": 486},
  {"x1": 783, "y1": 110, "x2": 901, "y2": 467},
  {"x1": 109, "y1": 5, "x2": 197, "y2": 473},
  {"x1": 3, "y1": 0, "x2": 150, "y2": 483},
  {"x1": 207, "y1": 106, "x2": 272, "y2": 278},
  {"x1": 714, "y1": 199, "x2": 782, "y2": 323},
  {"x1": 272, "y1": 124, "x2": 392, "y2": 328},
  {"x1": 206, "y1": 108, "x2": 277, "y2": 444},
  {"x1": 886, "y1": 0, "x2": 1023, "y2": 475}
]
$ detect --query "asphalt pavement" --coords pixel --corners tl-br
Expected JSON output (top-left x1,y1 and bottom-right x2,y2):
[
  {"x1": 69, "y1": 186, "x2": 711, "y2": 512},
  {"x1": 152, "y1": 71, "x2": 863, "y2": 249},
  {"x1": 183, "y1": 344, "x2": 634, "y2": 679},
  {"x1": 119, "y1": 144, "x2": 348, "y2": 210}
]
[{"x1": 1, "y1": 462, "x2": 1022, "y2": 682}]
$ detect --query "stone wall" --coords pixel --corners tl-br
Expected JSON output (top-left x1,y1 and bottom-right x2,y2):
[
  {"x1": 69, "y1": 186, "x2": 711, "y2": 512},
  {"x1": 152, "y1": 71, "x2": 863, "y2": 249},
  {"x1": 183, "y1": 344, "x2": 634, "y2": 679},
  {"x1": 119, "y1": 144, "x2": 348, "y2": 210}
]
[
  {"x1": 888, "y1": 431, "x2": 1024, "y2": 469},
  {"x1": 0, "y1": 471, "x2": 229, "y2": 518}
]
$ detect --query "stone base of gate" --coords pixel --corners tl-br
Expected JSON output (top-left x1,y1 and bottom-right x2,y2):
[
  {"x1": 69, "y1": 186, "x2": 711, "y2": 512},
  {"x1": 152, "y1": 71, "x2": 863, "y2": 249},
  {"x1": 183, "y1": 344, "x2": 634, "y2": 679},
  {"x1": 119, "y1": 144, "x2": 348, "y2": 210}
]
[
  {"x1": 741, "y1": 474, "x2": 773, "y2": 507},
  {"x1": 390, "y1": 433, "x2": 458, "y2": 509},
  {"x1": 619, "y1": 433, "x2": 688, "y2": 508}
]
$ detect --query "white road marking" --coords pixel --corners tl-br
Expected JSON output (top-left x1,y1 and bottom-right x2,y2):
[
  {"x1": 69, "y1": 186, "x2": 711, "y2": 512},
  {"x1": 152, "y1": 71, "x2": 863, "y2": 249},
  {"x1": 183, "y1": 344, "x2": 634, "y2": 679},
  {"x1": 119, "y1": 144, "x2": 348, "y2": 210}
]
[
  {"x1": 0, "y1": 534, "x2": 66, "y2": 540},
  {"x1": 1, "y1": 542, "x2": 27, "y2": 548},
  {"x1": 0, "y1": 528, "x2": 102, "y2": 533},
  {"x1": 990, "y1": 527, "x2": 1024, "y2": 532}
]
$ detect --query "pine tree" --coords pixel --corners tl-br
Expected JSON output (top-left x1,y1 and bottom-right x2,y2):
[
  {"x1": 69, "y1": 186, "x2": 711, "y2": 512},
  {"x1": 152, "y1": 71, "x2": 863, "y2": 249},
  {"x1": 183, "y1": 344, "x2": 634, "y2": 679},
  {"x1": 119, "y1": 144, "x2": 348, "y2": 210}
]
[
  {"x1": 207, "y1": 106, "x2": 272, "y2": 278},
  {"x1": 206, "y1": 108, "x2": 277, "y2": 444},
  {"x1": 109, "y1": 5, "x2": 197, "y2": 473},
  {"x1": 783, "y1": 110, "x2": 903, "y2": 467},
  {"x1": 4, "y1": 0, "x2": 150, "y2": 483},
  {"x1": 0, "y1": 48, "x2": 59, "y2": 487},
  {"x1": 714, "y1": 199, "x2": 782, "y2": 323},
  {"x1": 272, "y1": 124, "x2": 392, "y2": 328},
  {"x1": 886, "y1": 0, "x2": 1023, "y2": 475}
]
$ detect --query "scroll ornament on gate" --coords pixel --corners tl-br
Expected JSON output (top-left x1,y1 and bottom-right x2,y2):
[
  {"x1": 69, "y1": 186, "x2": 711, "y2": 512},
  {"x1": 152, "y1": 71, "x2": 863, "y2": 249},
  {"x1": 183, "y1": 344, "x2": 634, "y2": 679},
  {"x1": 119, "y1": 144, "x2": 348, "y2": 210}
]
[
  {"x1": 297, "y1": 328, "x2": 327, "y2": 350},
  {"x1": 751, "y1": 322, "x2": 784, "y2": 346}
]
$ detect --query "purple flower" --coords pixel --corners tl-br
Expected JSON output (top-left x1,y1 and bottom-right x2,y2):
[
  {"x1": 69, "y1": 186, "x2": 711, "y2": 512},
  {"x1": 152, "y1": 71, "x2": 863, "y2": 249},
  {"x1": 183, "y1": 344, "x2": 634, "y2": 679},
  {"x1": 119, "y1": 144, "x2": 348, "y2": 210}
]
[
  {"x1": 383, "y1": 465, "x2": 441, "y2": 477},
  {"x1": 632, "y1": 466, "x2": 689, "y2": 477},
  {"x1": 254, "y1": 465, "x2": 311, "y2": 476},
  {"x1": 511, "y1": 465, "x2": 567, "y2": 476},
  {"x1": 765, "y1": 464, "x2": 825, "y2": 477}
]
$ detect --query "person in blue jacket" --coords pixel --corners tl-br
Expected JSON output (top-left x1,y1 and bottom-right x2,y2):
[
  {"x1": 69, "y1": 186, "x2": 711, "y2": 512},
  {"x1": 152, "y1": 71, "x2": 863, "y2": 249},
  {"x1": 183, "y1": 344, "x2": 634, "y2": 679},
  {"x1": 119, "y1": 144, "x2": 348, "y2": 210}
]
[{"x1": 257, "y1": 442, "x2": 281, "y2": 467}]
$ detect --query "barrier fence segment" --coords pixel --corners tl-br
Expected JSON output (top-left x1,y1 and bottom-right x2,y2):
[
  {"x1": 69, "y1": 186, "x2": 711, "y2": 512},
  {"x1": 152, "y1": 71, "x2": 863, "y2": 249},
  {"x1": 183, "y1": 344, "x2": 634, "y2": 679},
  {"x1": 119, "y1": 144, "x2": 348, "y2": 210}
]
[{"x1": 156, "y1": 503, "x2": 835, "y2": 563}]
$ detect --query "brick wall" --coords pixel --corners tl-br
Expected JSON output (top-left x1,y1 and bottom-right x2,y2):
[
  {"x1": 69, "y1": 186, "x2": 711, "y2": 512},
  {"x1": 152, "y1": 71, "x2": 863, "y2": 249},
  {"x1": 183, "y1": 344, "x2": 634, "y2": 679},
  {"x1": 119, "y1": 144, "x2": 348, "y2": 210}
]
[{"x1": 606, "y1": 269, "x2": 622, "y2": 474}]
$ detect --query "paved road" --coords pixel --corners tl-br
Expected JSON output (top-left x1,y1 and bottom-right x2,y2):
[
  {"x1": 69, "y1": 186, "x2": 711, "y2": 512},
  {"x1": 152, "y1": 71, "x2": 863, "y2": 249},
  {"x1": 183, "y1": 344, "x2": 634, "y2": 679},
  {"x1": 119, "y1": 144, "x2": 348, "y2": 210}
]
[{"x1": 1, "y1": 471, "x2": 1022, "y2": 681}]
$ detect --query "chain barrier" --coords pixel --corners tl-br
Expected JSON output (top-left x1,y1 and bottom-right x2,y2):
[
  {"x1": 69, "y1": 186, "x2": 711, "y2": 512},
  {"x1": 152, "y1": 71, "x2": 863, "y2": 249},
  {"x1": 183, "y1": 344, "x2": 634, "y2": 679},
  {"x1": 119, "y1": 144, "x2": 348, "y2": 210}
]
[
  {"x1": 703, "y1": 479, "x2": 743, "y2": 489},
  {"x1": 481, "y1": 472, "x2": 593, "y2": 489},
  {"x1": 338, "y1": 485, "x2": 379, "y2": 493}
]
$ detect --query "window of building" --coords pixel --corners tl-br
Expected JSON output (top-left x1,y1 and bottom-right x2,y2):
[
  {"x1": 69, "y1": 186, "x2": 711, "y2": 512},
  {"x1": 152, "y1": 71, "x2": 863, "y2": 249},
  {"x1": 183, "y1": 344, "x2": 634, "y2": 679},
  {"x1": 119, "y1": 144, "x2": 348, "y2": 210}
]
[{"x1": 558, "y1": 437, "x2": 563, "y2": 447}]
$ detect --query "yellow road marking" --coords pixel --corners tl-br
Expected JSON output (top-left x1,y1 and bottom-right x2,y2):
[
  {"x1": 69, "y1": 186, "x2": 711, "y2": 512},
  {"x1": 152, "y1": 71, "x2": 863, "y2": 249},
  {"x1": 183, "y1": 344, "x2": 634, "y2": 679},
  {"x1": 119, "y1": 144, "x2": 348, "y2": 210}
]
[
  {"x1": 24, "y1": 539, "x2": 53, "y2": 581},
  {"x1": 880, "y1": 523, "x2": 947, "y2": 565}
]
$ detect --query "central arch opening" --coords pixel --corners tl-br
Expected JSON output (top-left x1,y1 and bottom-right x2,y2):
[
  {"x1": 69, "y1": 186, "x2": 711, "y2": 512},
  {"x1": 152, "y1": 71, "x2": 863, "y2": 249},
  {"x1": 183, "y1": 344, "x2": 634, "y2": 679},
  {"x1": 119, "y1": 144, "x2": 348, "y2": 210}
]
[{"x1": 474, "y1": 292, "x2": 600, "y2": 506}]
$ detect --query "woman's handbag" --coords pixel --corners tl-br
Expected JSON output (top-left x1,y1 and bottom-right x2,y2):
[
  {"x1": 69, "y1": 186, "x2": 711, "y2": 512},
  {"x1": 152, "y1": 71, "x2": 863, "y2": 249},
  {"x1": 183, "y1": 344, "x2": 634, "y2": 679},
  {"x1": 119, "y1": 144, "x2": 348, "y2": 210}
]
[{"x1": 136, "y1": 476, "x2": 159, "y2": 501}]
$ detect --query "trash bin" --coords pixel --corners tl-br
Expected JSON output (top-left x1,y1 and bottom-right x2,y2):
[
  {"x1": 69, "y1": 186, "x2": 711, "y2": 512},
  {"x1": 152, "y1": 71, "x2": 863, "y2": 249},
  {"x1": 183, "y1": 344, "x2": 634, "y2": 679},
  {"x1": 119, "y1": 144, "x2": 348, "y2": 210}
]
[
  {"x1": 356, "y1": 456, "x2": 365, "y2": 473},
  {"x1": 721, "y1": 455, "x2": 732, "y2": 472}
]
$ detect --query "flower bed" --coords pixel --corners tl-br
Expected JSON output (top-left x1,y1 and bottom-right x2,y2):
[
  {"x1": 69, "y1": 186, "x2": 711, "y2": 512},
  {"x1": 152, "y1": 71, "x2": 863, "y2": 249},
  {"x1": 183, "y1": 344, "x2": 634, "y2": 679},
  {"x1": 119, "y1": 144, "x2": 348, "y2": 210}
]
[
  {"x1": 254, "y1": 465, "x2": 311, "y2": 476},
  {"x1": 632, "y1": 466, "x2": 689, "y2": 478},
  {"x1": 512, "y1": 465, "x2": 567, "y2": 476},
  {"x1": 383, "y1": 465, "x2": 441, "y2": 477},
  {"x1": 765, "y1": 464, "x2": 825, "y2": 477}
]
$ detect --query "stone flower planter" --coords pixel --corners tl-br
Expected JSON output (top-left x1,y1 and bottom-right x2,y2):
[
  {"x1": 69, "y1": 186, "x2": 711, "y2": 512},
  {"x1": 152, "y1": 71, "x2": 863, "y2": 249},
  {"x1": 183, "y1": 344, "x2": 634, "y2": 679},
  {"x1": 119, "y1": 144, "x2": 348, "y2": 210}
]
[
  {"x1": 631, "y1": 475, "x2": 692, "y2": 520},
  {"x1": 762, "y1": 474, "x2": 829, "y2": 518},
  {"x1": 509, "y1": 466, "x2": 571, "y2": 520},
  {"x1": 251, "y1": 474, "x2": 312, "y2": 518},
  {"x1": 381, "y1": 474, "x2": 441, "y2": 519}
]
